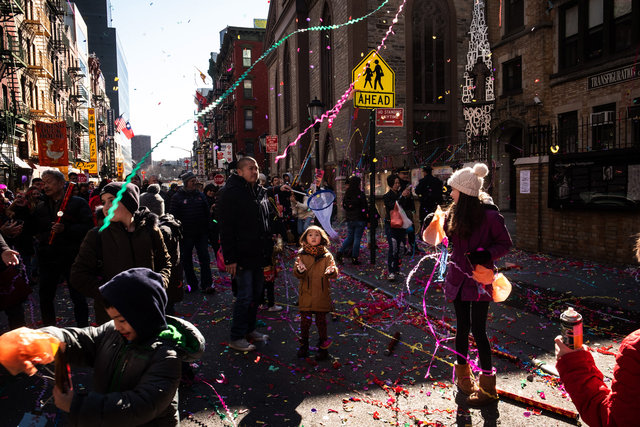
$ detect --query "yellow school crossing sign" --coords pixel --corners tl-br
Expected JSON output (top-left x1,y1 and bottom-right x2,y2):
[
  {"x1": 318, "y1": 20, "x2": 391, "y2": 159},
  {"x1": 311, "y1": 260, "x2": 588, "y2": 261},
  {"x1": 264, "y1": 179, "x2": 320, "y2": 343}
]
[{"x1": 352, "y1": 50, "x2": 395, "y2": 109}]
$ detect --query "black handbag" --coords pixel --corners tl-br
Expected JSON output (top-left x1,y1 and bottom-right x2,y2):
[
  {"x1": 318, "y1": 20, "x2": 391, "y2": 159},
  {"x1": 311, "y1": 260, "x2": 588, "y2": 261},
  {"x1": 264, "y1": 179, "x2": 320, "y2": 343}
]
[{"x1": 0, "y1": 265, "x2": 31, "y2": 311}]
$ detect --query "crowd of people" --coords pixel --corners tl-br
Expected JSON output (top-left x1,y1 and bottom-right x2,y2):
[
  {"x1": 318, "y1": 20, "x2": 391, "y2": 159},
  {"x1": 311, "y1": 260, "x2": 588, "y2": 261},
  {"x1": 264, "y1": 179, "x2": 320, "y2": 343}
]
[{"x1": 0, "y1": 157, "x2": 637, "y2": 426}]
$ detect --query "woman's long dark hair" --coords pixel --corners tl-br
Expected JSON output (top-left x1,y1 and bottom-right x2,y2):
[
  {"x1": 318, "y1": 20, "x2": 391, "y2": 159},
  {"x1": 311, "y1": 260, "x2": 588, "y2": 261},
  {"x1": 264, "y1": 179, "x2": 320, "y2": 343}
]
[
  {"x1": 344, "y1": 175, "x2": 362, "y2": 198},
  {"x1": 447, "y1": 192, "x2": 486, "y2": 239}
]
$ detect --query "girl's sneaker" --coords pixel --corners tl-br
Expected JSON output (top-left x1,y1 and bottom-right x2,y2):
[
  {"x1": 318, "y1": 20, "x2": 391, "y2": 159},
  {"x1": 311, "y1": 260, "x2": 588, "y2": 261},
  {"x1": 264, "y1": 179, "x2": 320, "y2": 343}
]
[{"x1": 268, "y1": 305, "x2": 283, "y2": 312}]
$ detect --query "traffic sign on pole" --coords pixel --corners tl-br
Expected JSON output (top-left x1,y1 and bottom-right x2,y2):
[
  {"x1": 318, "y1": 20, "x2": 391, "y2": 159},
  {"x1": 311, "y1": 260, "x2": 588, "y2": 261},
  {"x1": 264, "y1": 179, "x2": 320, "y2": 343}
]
[{"x1": 352, "y1": 51, "x2": 395, "y2": 109}]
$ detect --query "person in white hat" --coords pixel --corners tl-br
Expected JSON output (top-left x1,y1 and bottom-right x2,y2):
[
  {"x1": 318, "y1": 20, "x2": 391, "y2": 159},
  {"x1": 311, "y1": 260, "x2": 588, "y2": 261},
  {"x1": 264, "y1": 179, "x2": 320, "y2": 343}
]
[{"x1": 438, "y1": 163, "x2": 513, "y2": 407}]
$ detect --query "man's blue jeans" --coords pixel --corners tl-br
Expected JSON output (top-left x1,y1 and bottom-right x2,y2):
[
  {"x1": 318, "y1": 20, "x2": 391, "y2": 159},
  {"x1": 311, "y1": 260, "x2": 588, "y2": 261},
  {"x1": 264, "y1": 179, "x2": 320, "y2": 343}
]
[
  {"x1": 181, "y1": 233, "x2": 212, "y2": 290},
  {"x1": 230, "y1": 266, "x2": 264, "y2": 340},
  {"x1": 339, "y1": 220, "x2": 367, "y2": 258}
]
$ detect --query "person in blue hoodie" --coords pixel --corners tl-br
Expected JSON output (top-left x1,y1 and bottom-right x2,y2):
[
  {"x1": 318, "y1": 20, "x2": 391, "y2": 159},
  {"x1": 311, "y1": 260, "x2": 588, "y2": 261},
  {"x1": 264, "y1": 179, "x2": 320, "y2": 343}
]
[{"x1": 40, "y1": 267, "x2": 205, "y2": 426}]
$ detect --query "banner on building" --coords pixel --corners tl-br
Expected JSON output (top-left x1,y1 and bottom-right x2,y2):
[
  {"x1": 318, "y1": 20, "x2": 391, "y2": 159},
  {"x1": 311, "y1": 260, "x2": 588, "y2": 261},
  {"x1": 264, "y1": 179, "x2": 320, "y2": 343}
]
[
  {"x1": 36, "y1": 121, "x2": 69, "y2": 166},
  {"x1": 74, "y1": 161, "x2": 97, "y2": 174},
  {"x1": 107, "y1": 109, "x2": 114, "y2": 136},
  {"x1": 88, "y1": 108, "x2": 97, "y2": 162},
  {"x1": 266, "y1": 135, "x2": 278, "y2": 153},
  {"x1": 197, "y1": 150, "x2": 205, "y2": 177},
  {"x1": 217, "y1": 143, "x2": 233, "y2": 168},
  {"x1": 117, "y1": 162, "x2": 124, "y2": 180},
  {"x1": 108, "y1": 137, "x2": 116, "y2": 175}
]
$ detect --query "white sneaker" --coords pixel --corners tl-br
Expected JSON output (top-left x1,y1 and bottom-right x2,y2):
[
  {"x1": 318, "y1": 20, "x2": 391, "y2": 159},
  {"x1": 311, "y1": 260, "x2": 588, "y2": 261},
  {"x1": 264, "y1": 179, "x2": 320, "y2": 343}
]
[
  {"x1": 228, "y1": 338, "x2": 256, "y2": 352},
  {"x1": 268, "y1": 305, "x2": 283, "y2": 312},
  {"x1": 246, "y1": 330, "x2": 269, "y2": 342},
  {"x1": 388, "y1": 273, "x2": 396, "y2": 281}
]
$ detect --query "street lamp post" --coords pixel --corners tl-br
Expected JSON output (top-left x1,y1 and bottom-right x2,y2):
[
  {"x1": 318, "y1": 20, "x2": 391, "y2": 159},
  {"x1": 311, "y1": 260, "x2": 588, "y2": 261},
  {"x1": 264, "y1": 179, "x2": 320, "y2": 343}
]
[
  {"x1": 259, "y1": 132, "x2": 268, "y2": 175},
  {"x1": 307, "y1": 97, "x2": 325, "y2": 173}
]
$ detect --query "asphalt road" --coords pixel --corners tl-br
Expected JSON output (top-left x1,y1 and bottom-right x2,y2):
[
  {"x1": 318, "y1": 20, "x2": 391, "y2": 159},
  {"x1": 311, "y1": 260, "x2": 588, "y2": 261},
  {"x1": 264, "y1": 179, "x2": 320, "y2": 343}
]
[{"x1": 1, "y1": 239, "x2": 637, "y2": 426}]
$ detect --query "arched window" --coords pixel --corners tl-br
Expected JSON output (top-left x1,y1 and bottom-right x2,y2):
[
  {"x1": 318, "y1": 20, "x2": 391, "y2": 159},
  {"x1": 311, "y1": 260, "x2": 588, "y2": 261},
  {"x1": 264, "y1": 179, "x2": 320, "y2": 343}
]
[
  {"x1": 412, "y1": 0, "x2": 447, "y2": 105},
  {"x1": 410, "y1": 0, "x2": 452, "y2": 151},
  {"x1": 320, "y1": 2, "x2": 333, "y2": 106},
  {"x1": 283, "y1": 41, "x2": 292, "y2": 127}
]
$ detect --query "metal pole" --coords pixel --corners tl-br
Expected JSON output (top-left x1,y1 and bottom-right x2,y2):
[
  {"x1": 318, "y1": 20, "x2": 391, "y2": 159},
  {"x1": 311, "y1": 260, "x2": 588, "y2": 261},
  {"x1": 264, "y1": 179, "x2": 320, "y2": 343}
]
[
  {"x1": 537, "y1": 106, "x2": 542, "y2": 253},
  {"x1": 369, "y1": 109, "x2": 377, "y2": 264},
  {"x1": 314, "y1": 123, "x2": 321, "y2": 172}
]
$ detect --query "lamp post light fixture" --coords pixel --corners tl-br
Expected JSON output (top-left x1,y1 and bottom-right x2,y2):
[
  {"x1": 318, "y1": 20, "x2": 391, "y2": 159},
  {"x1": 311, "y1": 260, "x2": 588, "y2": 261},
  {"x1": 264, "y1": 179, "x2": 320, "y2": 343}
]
[
  {"x1": 259, "y1": 132, "x2": 268, "y2": 174},
  {"x1": 307, "y1": 97, "x2": 325, "y2": 172}
]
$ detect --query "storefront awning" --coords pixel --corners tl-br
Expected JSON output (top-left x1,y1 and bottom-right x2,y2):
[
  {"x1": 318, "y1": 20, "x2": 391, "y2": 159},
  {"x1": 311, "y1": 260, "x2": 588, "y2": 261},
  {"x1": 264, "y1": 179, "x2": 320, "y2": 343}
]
[{"x1": 0, "y1": 154, "x2": 32, "y2": 169}]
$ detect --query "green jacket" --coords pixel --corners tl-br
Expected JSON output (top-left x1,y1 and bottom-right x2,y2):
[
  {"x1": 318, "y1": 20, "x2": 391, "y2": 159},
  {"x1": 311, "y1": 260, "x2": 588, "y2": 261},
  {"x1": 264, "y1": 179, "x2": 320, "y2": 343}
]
[{"x1": 70, "y1": 209, "x2": 171, "y2": 324}]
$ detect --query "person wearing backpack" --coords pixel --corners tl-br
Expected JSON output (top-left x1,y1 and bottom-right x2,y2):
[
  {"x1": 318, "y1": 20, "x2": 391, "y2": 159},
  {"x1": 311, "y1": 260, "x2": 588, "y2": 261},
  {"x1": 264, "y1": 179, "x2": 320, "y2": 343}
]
[{"x1": 70, "y1": 182, "x2": 172, "y2": 324}]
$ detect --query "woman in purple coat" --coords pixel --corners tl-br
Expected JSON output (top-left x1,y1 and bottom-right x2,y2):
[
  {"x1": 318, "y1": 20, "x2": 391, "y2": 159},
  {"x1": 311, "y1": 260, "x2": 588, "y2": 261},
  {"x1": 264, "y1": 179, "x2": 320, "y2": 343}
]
[{"x1": 444, "y1": 163, "x2": 512, "y2": 407}]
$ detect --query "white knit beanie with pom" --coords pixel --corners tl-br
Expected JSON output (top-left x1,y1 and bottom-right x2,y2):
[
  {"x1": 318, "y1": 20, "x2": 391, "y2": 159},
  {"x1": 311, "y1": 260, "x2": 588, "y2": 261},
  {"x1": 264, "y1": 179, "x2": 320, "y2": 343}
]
[{"x1": 447, "y1": 163, "x2": 489, "y2": 197}]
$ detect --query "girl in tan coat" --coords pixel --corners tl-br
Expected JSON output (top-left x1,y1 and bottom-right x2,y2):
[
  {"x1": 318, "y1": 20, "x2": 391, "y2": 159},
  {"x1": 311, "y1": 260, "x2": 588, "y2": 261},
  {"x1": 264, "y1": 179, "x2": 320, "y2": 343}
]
[{"x1": 294, "y1": 226, "x2": 338, "y2": 360}]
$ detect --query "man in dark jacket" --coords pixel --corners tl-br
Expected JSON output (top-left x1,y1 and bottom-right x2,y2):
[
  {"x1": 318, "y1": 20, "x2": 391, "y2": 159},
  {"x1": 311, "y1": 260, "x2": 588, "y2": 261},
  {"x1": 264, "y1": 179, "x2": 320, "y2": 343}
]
[
  {"x1": 39, "y1": 268, "x2": 205, "y2": 426},
  {"x1": 71, "y1": 182, "x2": 172, "y2": 324},
  {"x1": 415, "y1": 165, "x2": 444, "y2": 225},
  {"x1": 218, "y1": 157, "x2": 273, "y2": 352},
  {"x1": 33, "y1": 170, "x2": 93, "y2": 326},
  {"x1": 169, "y1": 172, "x2": 214, "y2": 294}
]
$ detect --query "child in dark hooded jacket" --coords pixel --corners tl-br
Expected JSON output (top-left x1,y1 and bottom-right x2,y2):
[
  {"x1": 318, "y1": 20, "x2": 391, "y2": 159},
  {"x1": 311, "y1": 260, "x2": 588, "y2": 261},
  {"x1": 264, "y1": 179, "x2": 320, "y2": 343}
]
[{"x1": 42, "y1": 267, "x2": 205, "y2": 426}]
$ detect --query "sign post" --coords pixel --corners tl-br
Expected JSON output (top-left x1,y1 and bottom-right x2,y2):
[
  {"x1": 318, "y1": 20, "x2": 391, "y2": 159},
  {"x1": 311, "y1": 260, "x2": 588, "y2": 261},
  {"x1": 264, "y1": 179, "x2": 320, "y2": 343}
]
[{"x1": 352, "y1": 51, "x2": 396, "y2": 265}]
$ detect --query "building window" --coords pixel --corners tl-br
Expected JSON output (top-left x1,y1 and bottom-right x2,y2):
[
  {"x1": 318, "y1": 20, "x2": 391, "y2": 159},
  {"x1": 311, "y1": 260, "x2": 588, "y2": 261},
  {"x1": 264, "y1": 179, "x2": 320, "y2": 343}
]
[
  {"x1": 245, "y1": 141, "x2": 254, "y2": 156},
  {"x1": 614, "y1": 0, "x2": 634, "y2": 52},
  {"x1": 560, "y1": 0, "x2": 639, "y2": 71},
  {"x1": 505, "y1": 0, "x2": 524, "y2": 35},
  {"x1": 412, "y1": 0, "x2": 447, "y2": 105},
  {"x1": 502, "y1": 56, "x2": 522, "y2": 95},
  {"x1": 242, "y1": 48, "x2": 252, "y2": 67},
  {"x1": 283, "y1": 42, "x2": 292, "y2": 127},
  {"x1": 243, "y1": 79, "x2": 253, "y2": 98},
  {"x1": 244, "y1": 109, "x2": 254, "y2": 130},
  {"x1": 320, "y1": 3, "x2": 334, "y2": 106},
  {"x1": 592, "y1": 102, "x2": 616, "y2": 150},
  {"x1": 558, "y1": 111, "x2": 578, "y2": 153},
  {"x1": 629, "y1": 100, "x2": 640, "y2": 147}
]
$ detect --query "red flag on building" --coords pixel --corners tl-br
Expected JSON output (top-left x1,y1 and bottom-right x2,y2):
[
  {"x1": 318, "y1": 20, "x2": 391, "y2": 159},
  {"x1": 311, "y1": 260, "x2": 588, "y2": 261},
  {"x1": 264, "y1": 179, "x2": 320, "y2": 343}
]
[
  {"x1": 122, "y1": 121, "x2": 135, "y2": 139},
  {"x1": 115, "y1": 116, "x2": 134, "y2": 139},
  {"x1": 195, "y1": 91, "x2": 209, "y2": 109},
  {"x1": 35, "y1": 121, "x2": 69, "y2": 166}
]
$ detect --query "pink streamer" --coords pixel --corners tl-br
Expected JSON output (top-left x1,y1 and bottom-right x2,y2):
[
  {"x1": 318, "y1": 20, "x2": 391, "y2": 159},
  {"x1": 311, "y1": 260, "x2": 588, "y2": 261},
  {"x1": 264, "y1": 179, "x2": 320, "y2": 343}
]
[{"x1": 275, "y1": 0, "x2": 407, "y2": 163}]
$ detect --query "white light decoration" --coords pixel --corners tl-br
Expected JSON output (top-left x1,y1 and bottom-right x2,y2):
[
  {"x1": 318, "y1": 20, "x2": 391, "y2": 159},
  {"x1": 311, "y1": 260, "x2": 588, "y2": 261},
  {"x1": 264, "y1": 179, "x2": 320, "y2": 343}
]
[{"x1": 462, "y1": 0, "x2": 494, "y2": 143}]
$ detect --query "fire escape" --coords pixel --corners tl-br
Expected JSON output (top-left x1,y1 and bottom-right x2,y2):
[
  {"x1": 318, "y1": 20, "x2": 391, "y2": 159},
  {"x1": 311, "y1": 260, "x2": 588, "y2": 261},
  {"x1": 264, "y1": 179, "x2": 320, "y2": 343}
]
[{"x1": 0, "y1": 0, "x2": 31, "y2": 183}]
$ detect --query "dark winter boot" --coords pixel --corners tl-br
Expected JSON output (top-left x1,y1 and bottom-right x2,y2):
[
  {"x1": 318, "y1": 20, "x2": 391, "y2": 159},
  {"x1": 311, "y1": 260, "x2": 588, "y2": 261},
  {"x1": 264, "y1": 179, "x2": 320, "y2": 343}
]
[
  {"x1": 315, "y1": 349, "x2": 329, "y2": 361},
  {"x1": 336, "y1": 252, "x2": 343, "y2": 264},
  {"x1": 297, "y1": 339, "x2": 309, "y2": 358}
]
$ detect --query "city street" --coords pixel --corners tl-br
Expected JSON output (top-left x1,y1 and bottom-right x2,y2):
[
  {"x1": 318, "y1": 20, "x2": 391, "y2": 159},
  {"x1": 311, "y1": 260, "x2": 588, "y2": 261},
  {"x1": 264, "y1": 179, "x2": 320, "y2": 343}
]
[{"x1": 2, "y1": 220, "x2": 638, "y2": 426}]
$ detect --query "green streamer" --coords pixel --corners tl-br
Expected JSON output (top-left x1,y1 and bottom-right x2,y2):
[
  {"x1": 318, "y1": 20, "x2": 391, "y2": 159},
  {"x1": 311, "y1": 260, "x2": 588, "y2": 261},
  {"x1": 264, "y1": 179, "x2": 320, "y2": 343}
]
[{"x1": 101, "y1": 1, "x2": 390, "y2": 231}]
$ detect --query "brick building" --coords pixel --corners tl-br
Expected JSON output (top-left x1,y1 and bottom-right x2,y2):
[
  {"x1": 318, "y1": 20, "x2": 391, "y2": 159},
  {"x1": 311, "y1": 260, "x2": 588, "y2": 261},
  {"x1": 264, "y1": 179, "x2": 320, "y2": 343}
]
[
  {"x1": 263, "y1": 0, "x2": 478, "y2": 193},
  {"x1": 209, "y1": 26, "x2": 268, "y2": 174},
  {"x1": 485, "y1": 0, "x2": 640, "y2": 264}
]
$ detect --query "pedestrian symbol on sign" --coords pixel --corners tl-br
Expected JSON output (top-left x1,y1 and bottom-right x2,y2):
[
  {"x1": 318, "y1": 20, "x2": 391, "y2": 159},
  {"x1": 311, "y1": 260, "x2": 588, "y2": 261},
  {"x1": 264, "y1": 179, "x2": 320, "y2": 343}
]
[{"x1": 352, "y1": 51, "x2": 395, "y2": 109}]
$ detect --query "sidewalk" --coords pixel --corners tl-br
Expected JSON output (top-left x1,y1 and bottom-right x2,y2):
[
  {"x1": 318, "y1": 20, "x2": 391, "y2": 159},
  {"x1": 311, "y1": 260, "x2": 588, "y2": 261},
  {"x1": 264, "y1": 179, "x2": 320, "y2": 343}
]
[{"x1": 330, "y1": 218, "x2": 640, "y2": 343}]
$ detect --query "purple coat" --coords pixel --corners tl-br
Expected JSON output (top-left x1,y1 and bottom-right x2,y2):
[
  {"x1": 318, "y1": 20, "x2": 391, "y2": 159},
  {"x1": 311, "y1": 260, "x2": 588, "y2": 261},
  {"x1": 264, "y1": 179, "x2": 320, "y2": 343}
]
[{"x1": 444, "y1": 208, "x2": 513, "y2": 302}]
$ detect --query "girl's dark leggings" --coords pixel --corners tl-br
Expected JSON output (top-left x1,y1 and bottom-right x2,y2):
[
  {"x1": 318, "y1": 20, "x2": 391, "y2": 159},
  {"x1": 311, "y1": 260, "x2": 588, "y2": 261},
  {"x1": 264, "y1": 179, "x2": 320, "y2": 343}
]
[{"x1": 453, "y1": 298, "x2": 492, "y2": 372}]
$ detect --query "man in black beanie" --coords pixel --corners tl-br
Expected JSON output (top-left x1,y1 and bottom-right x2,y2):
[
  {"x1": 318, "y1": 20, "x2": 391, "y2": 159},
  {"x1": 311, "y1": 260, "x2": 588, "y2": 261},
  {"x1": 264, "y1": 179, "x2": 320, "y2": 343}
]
[
  {"x1": 30, "y1": 267, "x2": 205, "y2": 426},
  {"x1": 71, "y1": 182, "x2": 171, "y2": 324}
]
